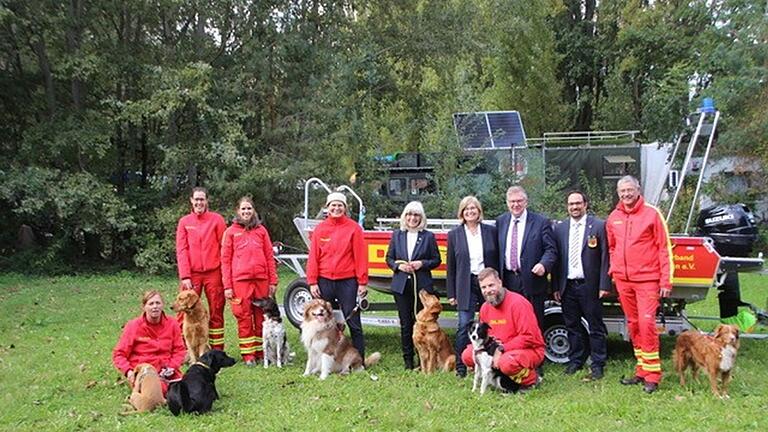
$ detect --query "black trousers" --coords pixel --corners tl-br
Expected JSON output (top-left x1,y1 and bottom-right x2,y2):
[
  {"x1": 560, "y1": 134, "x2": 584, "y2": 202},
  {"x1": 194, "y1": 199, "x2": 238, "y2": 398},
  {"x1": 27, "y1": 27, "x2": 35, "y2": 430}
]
[
  {"x1": 392, "y1": 278, "x2": 428, "y2": 361},
  {"x1": 561, "y1": 279, "x2": 607, "y2": 369},
  {"x1": 503, "y1": 270, "x2": 545, "y2": 334},
  {"x1": 318, "y1": 277, "x2": 365, "y2": 359}
]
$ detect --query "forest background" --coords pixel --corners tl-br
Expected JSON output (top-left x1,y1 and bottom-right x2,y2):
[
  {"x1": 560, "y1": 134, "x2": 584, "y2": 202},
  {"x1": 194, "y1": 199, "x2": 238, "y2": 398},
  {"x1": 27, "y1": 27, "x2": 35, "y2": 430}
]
[{"x1": 1, "y1": 0, "x2": 766, "y2": 274}]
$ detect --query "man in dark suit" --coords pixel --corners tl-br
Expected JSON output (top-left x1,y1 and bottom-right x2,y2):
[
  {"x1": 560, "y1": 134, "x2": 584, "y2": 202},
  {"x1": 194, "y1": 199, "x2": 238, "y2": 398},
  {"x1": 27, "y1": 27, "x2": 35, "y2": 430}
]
[
  {"x1": 552, "y1": 191, "x2": 611, "y2": 380},
  {"x1": 496, "y1": 185, "x2": 557, "y2": 332}
]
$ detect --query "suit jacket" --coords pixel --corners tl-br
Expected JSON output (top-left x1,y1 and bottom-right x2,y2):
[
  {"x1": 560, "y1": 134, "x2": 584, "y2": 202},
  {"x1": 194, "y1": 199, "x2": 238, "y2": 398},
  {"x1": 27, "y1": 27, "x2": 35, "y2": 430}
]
[
  {"x1": 552, "y1": 214, "x2": 611, "y2": 295},
  {"x1": 385, "y1": 229, "x2": 441, "y2": 295},
  {"x1": 446, "y1": 223, "x2": 499, "y2": 311},
  {"x1": 496, "y1": 210, "x2": 557, "y2": 296}
]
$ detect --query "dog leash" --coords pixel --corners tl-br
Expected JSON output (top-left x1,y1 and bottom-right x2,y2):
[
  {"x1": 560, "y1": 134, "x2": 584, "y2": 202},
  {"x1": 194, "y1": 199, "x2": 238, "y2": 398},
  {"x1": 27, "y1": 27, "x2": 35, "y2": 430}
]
[{"x1": 395, "y1": 259, "x2": 419, "y2": 314}]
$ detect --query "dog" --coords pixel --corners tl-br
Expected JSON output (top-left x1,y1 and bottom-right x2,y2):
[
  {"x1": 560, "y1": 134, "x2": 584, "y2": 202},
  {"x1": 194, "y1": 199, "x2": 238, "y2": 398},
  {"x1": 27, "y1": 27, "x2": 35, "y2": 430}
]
[
  {"x1": 412, "y1": 290, "x2": 456, "y2": 373},
  {"x1": 252, "y1": 297, "x2": 293, "y2": 368},
  {"x1": 468, "y1": 321, "x2": 520, "y2": 395},
  {"x1": 166, "y1": 349, "x2": 236, "y2": 415},
  {"x1": 673, "y1": 324, "x2": 740, "y2": 398},
  {"x1": 126, "y1": 363, "x2": 165, "y2": 413},
  {"x1": 301, "y1": 299, "x2": 381, "y2": 380},
  {"x1": 172, "y1": 290, "x2": 210, "y2": 364}
]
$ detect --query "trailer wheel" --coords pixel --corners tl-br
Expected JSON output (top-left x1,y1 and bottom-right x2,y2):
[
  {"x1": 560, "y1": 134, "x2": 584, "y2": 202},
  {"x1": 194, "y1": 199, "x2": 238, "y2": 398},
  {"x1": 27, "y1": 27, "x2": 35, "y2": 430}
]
[
  {"x1": 284, "y1": 278, "x2": 312, "y2": 328},
  {"x1": 543, "y1": 311, "x2": 570, "y2": 364}
]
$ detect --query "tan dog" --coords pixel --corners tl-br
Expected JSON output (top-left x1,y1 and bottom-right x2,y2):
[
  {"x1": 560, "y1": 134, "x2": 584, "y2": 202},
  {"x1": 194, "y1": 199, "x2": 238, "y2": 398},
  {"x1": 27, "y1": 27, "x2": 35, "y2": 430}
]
[
  {"x1": 172, "y1": 290, "x2": 210, "y2": 364},
  {"x1": 301, "y1": 299, "x2": 381, "y2": 380},
  {"x1": 128, "y1": 363, "x2": 165, "y2": 413},
  {"x1": 673, "y1": 324, "x2": 740, "y2": 398},
  {"x1": 412, "y1": 290, "x2": 455, "y2": 373}
]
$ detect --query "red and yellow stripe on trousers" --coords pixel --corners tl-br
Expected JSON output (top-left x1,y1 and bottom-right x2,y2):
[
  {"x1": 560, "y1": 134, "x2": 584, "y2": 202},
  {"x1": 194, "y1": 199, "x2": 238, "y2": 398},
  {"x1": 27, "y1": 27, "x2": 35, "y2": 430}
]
[
  {"x1": 209, "y1": 327, "x2": 225, "y2": 350},
  {"x1": 239, "y1": 336, "x2": 262, "y2": 358}
]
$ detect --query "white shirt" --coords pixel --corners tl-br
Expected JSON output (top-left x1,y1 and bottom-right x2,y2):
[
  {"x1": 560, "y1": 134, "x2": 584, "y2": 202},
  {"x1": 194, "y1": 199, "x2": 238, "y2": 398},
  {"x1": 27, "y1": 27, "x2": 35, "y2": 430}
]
[
  {"x1": 567, "y1": 215, "x2": 586, "y2": 280},
  {"x1": 464, "y1": 224, "x2": 485, "y2": 275},
  {"x1": 505, "y1": 210, "x2": 527, "y2": 270},
  {"x1": 406, "y1": 231, "x2": 418, "y2": 260}
]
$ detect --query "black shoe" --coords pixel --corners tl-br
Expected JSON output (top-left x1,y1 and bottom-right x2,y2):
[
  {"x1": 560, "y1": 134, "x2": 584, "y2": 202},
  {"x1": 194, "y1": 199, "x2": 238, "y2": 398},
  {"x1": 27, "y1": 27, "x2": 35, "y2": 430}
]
[
  {"x1": 404, "y1": 357, "x2": 415, "y2": 370},
  {"x1": 588, "y1": 367, "x2": 604, "y2": 381},
  {"x1": 643, "y1": 382, "x2": 658, "y2": 394},
  {"x1": 620, "y1": 375, "x2": 645, "y2": 385},
  {"x1": 564, "y1": 363, "x2": 581, "y2": 375},
  {"x1": 537, "y1": 365, "x2": 545, "y2": 379},
  {"x1": 456, "y1": 368, "x2": 467, "y2": 379}
]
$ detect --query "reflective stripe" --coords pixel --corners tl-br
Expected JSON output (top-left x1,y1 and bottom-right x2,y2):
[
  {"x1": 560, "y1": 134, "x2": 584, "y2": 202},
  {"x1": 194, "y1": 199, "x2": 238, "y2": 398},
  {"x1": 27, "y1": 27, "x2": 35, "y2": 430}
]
[
  {"x1": 240, "y1": 346, "x2": 263, "y2": 354},
  {"x1": 508, "y1": 368, "x2": 530, "y2": 384},
  {"x1": 239, "y1": 336, "x2": 258, "y2": 344},
  {"x1": 209, "y1": 328, "x2": 225, "y2": 335},
  {"x1": 643, "y1": 363, "x2": 662, "y2": 372}
]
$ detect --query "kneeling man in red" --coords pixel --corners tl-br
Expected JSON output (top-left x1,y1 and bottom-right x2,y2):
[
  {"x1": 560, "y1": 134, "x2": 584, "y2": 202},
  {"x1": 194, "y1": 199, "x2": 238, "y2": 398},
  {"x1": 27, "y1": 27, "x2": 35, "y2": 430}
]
[{"x1": 461, "y1": 267, "x2": 545, "y2": 389}]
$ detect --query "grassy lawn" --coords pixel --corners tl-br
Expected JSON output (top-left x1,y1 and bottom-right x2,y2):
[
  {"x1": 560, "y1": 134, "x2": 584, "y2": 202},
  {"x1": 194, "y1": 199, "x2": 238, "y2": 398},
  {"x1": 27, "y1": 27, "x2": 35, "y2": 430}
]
[{"x1": 1, "y1": 270, "x2": 767, "y2": 431}]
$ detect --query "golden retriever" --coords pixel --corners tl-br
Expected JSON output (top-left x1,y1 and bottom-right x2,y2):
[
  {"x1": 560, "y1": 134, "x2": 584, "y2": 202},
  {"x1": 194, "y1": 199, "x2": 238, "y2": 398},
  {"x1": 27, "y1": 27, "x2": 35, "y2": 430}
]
[
  {"x1": 673, "y1": 324, "x2": 740, "y2": 398},
  {"x1": 301, "y1": 299, "x2": 380, "y2": 380},
  {"x1": 172, "y1": 290, "x2": 210, "y2": 364},
  {"x1": 412, "y1": 290, "x2": 455, "y2": 374},
  {"x1": 128, "y1": 363, "x2": 165, "y2": 413}
]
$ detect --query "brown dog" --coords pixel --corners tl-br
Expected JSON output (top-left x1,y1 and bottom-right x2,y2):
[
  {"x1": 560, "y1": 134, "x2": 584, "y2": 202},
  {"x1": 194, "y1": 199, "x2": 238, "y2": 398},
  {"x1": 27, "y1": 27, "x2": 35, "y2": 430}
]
[
  {"x1": 673, "y1": 324, "x2": 740, "y2": 398},
  {"x1": 301, "y1": 299, "x2": 381, "y2": 380},
  {"x1": 172, "y1": 290, "x2": 210, "y2": 364},
  {"x1": 412, "y1": 290, "x2": 455, "y2": 374},
  {"x1": 128, "y1": 363, "x2": 165, "y2": 413}
]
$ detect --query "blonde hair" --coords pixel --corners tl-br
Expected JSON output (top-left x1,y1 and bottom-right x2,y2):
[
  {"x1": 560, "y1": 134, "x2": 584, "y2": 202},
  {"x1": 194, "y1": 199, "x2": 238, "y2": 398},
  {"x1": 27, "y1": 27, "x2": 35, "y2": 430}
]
[
  {"x1": 457, "y1": 196, "x2": 484, "y2": 223},
  {"x1": 399, "y1": 201, "x2": 427, "y2": 231}
]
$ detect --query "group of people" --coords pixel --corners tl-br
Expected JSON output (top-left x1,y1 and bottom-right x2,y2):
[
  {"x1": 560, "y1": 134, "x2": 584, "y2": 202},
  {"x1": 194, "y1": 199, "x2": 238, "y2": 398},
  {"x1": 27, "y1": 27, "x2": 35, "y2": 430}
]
[
  {"x1": 113, "y1": 188, "x2": 280, "y2": 397},
  {"x1": 386, "y1": 175, "x2": 672, "y2": 394},
  {"x1": 112, "y1": 174, "x2": 673, "y2": 401}
]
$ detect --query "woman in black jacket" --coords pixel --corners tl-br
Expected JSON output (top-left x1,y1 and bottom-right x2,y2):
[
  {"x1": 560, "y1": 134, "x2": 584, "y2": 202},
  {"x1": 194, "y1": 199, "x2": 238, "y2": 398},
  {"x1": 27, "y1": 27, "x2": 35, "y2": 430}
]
[
  {"x1": 385, "y1": 201, "x2": 442, "y2": 370},
  {"x1": 446, "y1": 195, "x2": 499, "y2": 377}
]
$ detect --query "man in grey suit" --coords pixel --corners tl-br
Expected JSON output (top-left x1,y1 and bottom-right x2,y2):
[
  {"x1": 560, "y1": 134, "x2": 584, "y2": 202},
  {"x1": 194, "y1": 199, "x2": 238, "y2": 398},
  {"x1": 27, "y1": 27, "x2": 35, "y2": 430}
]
[{"x1": 552, "y1": 191, "x2": 611, "y2": 380}]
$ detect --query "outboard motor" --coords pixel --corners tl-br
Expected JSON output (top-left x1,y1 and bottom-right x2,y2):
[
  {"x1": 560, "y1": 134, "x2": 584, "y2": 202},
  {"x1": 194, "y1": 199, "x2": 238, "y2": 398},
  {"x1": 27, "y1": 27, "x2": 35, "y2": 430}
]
[
  {"x1": 695, "y1": 204, "x2": 758, "y2": 257},
  {"x1": 696, "y1": 204, "x2": 760, "y2": 326}
]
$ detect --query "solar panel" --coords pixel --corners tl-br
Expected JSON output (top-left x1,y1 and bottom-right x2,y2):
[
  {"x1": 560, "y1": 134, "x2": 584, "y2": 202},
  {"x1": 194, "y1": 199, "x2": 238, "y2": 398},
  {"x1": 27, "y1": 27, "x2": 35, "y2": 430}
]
[{"x1": 453, "y1": 111, "x2": 527, "y2": 150}]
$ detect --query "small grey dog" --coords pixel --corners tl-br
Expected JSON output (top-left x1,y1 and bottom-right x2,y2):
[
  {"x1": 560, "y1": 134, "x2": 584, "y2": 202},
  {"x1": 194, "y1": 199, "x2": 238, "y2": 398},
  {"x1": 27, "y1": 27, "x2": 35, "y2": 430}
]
[{"x1": 253, "y1": 297, "x2": 293, "y2": 368}]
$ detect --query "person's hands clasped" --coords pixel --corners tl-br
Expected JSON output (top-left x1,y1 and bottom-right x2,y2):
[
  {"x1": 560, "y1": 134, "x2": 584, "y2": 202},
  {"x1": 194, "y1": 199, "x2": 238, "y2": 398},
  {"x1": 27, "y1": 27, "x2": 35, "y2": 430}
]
[{"x1": 410, "y1": 260, "x2": 423, "y2": 271}]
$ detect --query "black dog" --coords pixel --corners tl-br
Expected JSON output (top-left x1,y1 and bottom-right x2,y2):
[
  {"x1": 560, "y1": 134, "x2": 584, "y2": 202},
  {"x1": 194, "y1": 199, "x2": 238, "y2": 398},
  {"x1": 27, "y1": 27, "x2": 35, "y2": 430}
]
[
  {"x1": 167, "y1": 349, "x2": 236, "y2": 415},
  {"x1": 468, "y1": 321, "x2": 521, "y2": 395}
]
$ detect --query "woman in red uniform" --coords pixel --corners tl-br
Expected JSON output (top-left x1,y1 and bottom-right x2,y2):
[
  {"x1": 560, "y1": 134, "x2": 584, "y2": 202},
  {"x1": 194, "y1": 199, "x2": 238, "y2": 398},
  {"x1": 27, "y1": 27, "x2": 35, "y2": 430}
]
[
  {"x1": 112, "y1": 290, "x2": 186, "y2": 395},
  {"x1": 221, "y1": 196, "x2": 278, "y2": 366}
]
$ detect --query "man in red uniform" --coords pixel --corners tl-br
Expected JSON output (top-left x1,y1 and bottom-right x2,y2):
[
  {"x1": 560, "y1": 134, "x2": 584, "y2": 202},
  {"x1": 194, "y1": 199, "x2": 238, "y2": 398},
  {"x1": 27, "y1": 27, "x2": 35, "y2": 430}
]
[
  {"x1": 461, "y1": 268, "x2": 545, "y2": 389},
  {"x1": 606, "y1": 175, "x2": 673, "y2": 394},
  {"x1": 175, "y1": 187, "x2": 227, "y2": 351}
]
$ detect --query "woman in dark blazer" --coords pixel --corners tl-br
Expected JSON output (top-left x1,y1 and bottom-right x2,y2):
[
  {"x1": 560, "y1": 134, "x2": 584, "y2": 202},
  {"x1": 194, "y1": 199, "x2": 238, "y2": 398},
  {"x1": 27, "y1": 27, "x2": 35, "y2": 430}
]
[
  {"x1": 447, "y1": 195, "x2": 499, "y2": 377},
  {"x1": 386, "y1": 201, "x2": 442, "y2": 370}
]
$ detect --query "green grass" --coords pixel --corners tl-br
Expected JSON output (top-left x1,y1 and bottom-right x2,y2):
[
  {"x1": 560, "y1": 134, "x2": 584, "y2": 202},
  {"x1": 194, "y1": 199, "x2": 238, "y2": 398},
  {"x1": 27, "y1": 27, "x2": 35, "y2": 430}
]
[{"x1": 1, "y1": 270, "x2": 767, "y2": 431}]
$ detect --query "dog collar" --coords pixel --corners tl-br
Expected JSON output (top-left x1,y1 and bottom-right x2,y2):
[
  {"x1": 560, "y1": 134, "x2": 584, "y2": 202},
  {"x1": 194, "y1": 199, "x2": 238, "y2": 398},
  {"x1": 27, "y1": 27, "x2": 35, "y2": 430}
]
[{"x1": 192, "y1": 361, "x2": 210, "y2": 370}]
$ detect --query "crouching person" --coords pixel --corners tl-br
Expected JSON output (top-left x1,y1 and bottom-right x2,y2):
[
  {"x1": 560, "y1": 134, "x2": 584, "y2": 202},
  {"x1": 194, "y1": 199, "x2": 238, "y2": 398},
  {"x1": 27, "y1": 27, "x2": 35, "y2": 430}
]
[{"x1": 461, "y1": 268, "x2": 545, "y2": 390}]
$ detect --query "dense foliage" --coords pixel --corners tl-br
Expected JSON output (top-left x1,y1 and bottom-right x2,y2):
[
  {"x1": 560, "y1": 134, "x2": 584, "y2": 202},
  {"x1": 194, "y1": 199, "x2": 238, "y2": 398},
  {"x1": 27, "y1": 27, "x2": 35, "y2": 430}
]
[{"x1": 1, "y1": 0, "x2": 766, "y2": 272}]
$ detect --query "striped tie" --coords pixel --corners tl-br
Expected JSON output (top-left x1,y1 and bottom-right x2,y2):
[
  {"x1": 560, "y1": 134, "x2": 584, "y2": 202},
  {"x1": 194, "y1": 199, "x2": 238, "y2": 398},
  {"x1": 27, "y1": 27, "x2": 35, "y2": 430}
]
[{"x1": 569, "y1": 222, "x2": 581, "y2": 270}]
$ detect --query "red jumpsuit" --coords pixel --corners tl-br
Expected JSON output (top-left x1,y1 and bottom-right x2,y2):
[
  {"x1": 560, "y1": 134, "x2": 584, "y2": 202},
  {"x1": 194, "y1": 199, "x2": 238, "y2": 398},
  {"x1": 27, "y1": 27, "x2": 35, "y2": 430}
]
[
  {"x1": 606, "y1": 195, "x2": 673, "y2": 384},
  {"x1": 461, "y1": 290, "x2": 546, "y2": 387},
  {"x1": 176, "y1": 210, "x2": 227, "y2": 350},
  {"x1": 112, "y1": 313, "x2": 186, "y2": 395},
  {"x1": 221, "y1": 221, "x2": 278, "y2": 361}
]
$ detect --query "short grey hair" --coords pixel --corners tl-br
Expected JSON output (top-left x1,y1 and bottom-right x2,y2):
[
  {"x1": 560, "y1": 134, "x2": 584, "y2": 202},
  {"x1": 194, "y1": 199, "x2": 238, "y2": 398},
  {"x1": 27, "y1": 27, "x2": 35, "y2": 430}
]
[
  {"x1": 399, "y1": 201, "x2": 427, "y2": 231},
  {"x1": 506, "y1": 185, "x2": 528, "y2": 200},
  {"x1": 616, "y1": 175, "x2": 640, "y2": 189}
]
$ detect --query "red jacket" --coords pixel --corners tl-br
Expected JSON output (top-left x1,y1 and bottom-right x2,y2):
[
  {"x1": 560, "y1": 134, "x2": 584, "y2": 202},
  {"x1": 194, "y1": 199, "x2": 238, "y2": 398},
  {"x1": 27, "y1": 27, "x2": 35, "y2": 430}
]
[
  {"x1": 480, "y1": 290, "x2": 545, "y2": 353},
  {"x1": 306, "y1": 215, "x2": 368, "y2": 285},
  {"x1": 606, "y1": 195, "x2": 674, "y2": 288},
  {"x1": 176, "y1": 211, "x2": 227, "y2": 279},
  {"x1": 221, "y1": 222, "x2": 278, "y2": 288},
  {"x1": 112, "y1": 313, "x2": 186, "y2": 378}
]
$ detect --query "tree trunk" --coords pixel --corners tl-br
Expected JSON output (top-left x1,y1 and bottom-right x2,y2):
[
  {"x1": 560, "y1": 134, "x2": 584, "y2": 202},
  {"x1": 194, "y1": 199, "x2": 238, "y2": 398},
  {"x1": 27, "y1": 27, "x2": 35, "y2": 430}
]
[{"x1": 30, "y1": 38, "x2": 56, "y2": 119}]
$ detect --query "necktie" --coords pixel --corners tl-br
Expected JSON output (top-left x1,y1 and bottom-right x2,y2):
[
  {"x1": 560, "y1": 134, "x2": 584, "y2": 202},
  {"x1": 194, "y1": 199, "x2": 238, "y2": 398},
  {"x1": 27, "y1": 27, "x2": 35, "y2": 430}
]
[
  {"x1": 509, "y1": 219, "x2": 519, "y2": 271},
  {"x1": 569, "y1": 222, "x2": 581, "y2": 269}
]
